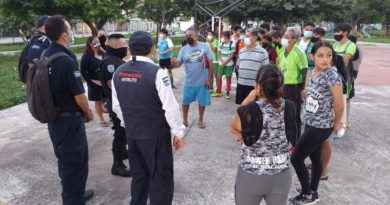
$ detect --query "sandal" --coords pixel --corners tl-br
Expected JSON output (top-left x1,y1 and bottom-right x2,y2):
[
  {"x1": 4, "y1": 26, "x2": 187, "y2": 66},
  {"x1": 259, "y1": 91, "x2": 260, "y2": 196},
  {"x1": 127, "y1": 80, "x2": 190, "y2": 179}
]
[
  {"x1": 197, "y1": 121, "x2": 206, "y2": 129},
  {"x1": 100, "y1": 121, "x2": 109, "y2": 127},
  {"x1": 320, "y1": 175, "x2": 329, "y2": 180},
  {"x1": 183, "y1": 121, "x2": 189, "y2": 127}
]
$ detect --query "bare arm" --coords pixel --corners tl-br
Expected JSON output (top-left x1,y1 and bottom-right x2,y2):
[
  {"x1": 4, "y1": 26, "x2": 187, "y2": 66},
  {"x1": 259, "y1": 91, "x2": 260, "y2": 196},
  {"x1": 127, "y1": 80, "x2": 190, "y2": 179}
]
[
  {"x1": 160, "y1": 48, "x2": 174, "y2": 55},
  {"x1": 74, "y1": 94, "x2": 93, "y2": 122},
  {"x1": 343, "y1": 53, "x2": 353, "y2": 66},
  {"x1": 331, "y1": 84, "x2": 344, "y2": 132}
]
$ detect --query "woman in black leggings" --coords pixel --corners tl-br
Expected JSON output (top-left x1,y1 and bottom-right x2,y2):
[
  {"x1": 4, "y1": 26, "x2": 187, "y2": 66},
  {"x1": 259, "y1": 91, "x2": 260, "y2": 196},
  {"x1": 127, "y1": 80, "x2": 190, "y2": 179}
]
[{"x1": 289, "y1": 42, "x2": 344, "y2": 205}]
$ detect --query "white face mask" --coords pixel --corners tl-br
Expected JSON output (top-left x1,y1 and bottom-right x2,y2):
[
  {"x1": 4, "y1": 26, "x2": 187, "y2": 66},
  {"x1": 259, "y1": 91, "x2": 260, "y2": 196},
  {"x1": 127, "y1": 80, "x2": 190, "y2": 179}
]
[
  {"x1": 207, "y1": 35, "x2": 213, "y2": 40},
  {"x1": 159, "y1": 34, "x2": 164, "y2": 39},
  {"x1": 244, "y1": 37, "x2": 251, "y2": 46},
  {"x1": 281, "y1": 38, "x2": 289, "y2": 48},
  {"x1": 303, "y1": 31, "x2": 313, "y2": 39},
  {"x1": 240, "y1": 35, "x2": 245, "y2": 40},
  {"x1": 67, "y1": 34, "x2": 74, "y2": 48}
]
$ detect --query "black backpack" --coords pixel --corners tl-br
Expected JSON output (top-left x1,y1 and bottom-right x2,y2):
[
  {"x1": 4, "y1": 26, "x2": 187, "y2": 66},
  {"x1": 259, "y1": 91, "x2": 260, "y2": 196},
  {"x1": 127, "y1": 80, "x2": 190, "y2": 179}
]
[
  {"x1": 26, "y1": 51, "x2": 68, "y2": 123},
  {"x1": 237, "y1": 99, "x2": 297, "y2": 147}
]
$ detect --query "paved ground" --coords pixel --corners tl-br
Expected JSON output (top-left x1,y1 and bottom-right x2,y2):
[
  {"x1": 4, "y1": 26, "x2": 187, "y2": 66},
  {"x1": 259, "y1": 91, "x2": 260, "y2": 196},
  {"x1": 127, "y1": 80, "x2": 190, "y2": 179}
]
[{"x1": 0, "y1": 45, "x2": 390, "y2": 205}]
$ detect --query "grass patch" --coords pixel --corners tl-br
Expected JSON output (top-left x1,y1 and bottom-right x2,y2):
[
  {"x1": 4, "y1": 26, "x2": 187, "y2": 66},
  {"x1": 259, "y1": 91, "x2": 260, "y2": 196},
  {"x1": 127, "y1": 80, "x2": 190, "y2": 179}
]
[
  {"x1": 0, "y1": 43, "x2": 26, "y2": 52},
  {"x1": 0, "y1": 55, "x2": 26, "y2": 110}
]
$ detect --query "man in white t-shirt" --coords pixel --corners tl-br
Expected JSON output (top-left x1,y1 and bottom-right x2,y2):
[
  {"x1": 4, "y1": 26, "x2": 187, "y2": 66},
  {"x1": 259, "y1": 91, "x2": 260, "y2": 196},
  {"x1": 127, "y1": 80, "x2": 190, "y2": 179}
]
[{"x1": 298, "y1": 22, "x2": 315, "y2": 52}]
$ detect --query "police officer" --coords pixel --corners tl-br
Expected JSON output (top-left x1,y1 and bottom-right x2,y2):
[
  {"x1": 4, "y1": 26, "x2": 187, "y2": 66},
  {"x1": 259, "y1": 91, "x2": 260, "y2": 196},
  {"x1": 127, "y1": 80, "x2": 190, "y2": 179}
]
[
  {"x1": 112, "y1": 31, "x2": 185, "y2": 205},
  {"x1": 100, "y1": 34, "x2": 130, "y2": 177},
  {"x1": 27, "y1": 15, "x2": 51, "y2": 69},
  {"x1": 44, "y1": 15, "x2": 93, "y2": 205}
]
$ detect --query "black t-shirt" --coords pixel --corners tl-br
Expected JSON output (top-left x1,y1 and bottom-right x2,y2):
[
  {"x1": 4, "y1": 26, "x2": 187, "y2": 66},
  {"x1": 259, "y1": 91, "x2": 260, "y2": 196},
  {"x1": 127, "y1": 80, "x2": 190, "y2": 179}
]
[
  {"x1": 80, "y1": 51, "x2": 102, "y2": 85},
  {"x1": 100, "y1": 54, "x2": 125, "y2": 99},
  {"x1": 27, "y1": 32, "x2": 51, "y2": 63},
  {"x1": 44, "y1": 43, "x2": 85, "y2": 113}
]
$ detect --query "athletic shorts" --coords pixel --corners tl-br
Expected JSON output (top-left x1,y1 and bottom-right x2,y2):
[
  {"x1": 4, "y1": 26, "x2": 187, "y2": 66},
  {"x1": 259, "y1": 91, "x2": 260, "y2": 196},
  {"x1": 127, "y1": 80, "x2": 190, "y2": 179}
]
[
  {"x1": 235, "y1": 83, "x2": 254, "y2": 105},
  {"x1": 159, "y1": 58, "x2": 172, "y2": 69},
  {"x1": 213, "y1": 63, "x2": 219, "y2": 74},
  {"x1": 182, "y1": 86, "x2": 211, "y2": 106},
  {"x1": 217, "y1": 65, "x2": 234, "y2": 77}
]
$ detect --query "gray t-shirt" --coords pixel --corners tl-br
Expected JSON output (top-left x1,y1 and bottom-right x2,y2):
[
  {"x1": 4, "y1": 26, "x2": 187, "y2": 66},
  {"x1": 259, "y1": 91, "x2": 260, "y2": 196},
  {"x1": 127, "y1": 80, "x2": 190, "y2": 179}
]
[
  {"x1": 305, "y1": 67, "x2": 342, "y2": 128},
  {"x1": 239, "y1": 99, "x2": 290, "y2": 176}
]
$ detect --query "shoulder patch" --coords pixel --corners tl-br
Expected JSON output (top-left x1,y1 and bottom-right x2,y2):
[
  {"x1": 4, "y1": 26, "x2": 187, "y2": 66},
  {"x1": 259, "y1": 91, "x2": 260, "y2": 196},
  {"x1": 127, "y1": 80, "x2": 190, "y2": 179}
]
[
  {"x1": 74, "y1": 71, "x2": 81, "y2": 78},
  {"x1": 107, "y1": 65, "x2": 115, "y2": 73},
  {"x1": 162, "y1": 76, "x2": 171, "y2": 87}
]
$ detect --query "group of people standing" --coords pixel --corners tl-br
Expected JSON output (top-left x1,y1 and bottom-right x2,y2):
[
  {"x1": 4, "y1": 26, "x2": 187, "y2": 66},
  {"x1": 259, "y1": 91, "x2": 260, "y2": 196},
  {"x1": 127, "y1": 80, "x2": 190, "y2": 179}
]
[
  {"x1": 24, "y1": 13, "x2": 361, "y2": 205},
  {"x1": 229, "y1": 22, "x2": 361, "y2": 205}
]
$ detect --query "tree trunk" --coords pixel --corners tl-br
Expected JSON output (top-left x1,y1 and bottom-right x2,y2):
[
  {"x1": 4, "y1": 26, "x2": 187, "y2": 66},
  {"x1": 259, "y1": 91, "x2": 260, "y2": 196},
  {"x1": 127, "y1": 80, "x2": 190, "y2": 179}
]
[
  {"x1": 83, "y1": 19, "x2": 97, "y2": 36},
  {"x1": 155, "y1": 22, "x2": 162, "y2": 46},
  {"x1": 97, "y1": 18, "x2": 108, "y2": 31}
]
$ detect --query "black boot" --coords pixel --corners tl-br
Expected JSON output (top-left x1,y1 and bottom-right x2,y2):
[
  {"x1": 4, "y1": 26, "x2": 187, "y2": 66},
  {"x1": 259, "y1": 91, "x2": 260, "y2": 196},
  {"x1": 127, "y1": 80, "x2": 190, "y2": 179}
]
[{"x1": 111, "y1": 162, "x2": 131, "y2": 177}]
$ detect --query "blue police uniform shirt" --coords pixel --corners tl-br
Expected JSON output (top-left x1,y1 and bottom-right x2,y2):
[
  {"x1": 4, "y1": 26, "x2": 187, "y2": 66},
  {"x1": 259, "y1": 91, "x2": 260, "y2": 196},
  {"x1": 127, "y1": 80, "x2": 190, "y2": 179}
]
[
  {"x1": 158, "y1": 38, "x2": 173, "y2": 60},
  {"x1": 44, "y1": 43, "x2": 85, "y2": 113},
  {"x1": 177, "y1": 42, "x2": 213, "y2": 87},
  {"x1": 27, "y1": 32, "x2": 51, "y2": 64}
]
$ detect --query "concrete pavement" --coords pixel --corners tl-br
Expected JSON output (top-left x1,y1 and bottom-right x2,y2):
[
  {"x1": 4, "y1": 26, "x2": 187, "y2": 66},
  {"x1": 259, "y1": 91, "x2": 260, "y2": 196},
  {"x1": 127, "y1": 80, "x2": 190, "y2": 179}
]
[{"x1": 1, "y1": 45, "x2": 390, "y2": 205}]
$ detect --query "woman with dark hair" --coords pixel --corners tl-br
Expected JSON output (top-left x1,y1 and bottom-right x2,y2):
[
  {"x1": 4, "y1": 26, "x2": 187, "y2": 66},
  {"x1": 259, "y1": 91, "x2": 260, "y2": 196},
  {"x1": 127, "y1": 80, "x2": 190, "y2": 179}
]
[
  {"x1": 289, "y1": 42, "x2": 344, "y2": 205},
  {"x1": 80, "y1": 36, "x2": 108, "y2": 127},
  {"x1": 231, "y1": 65, "x2": 297, "y2": 205}
]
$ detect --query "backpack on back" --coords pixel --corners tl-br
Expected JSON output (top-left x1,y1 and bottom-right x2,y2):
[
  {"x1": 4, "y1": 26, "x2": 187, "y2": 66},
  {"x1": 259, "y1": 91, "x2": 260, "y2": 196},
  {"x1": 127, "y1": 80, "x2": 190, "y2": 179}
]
[{"x1": 26, "y1": 51, "x2": 68, "y2": 123}]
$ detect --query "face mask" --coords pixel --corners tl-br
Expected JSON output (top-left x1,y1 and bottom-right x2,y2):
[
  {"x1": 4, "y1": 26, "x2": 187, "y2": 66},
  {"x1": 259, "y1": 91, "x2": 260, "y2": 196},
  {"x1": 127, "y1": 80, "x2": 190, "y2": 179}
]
[
  {"x1": 303, "y1": 31, "x2": 313, "y2": 39},
  {"x1": 281, "y1": 38, "x2": 289, "y2": 48},
  {"x1": 107, "y1": 46, "x2": 128, "y2": 59},
  {"x1": 310, "y1": 37, "x2": 320, "y2": 43},
  {"x1": 92, "y1": 43, "x2": 101, "y2": 48},
  {"x1": 186, "y1": 37, "x2": 195, "y2": 46},
  {"x1": 159, "y1": 34, "x2": 164, "y2": 39},
  {"x1": 334, "y1": 34, "x2": 343, "y2": 42},
  {"x1": 240, "y1": 35, "x2": 245, "y2": 40},
  {"x1": 207, "y1": 35, "x2": 213, "y2": 40},
  {"x1": 67, "y1": 34, "x2": 74, "y2": 48},
  {"x1": 244, "y1": 37, "x2": 251, "y2": 46}
]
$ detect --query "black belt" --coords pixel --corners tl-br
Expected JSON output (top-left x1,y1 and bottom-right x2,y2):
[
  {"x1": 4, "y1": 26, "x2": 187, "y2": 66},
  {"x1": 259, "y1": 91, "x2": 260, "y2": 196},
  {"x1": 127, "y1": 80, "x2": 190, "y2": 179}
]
[{"x1": 58, "y1": 112, "x2": 82, "y2": 117}]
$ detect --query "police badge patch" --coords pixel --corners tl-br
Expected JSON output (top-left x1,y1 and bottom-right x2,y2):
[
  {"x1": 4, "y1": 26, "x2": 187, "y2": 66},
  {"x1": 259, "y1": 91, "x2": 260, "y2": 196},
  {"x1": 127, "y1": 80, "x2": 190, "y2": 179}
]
[
  {"x1": 162, "y1": 76, "x2": 170, "y2": 86},
  {"x1": 107, "y1": 65, "x2": 115, "y2": 73}
]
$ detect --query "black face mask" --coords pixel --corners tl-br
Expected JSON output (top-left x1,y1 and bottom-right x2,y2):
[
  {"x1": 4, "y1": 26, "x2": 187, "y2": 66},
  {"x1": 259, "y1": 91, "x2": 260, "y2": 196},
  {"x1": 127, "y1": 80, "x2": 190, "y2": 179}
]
[
  {"x1": 262, "y1": 43, "x2": 269, "y2": 48},
  {"x1": 310, "y1": 37, "x2": 320, "y2": 43},
  {"x1": 334, "y1": 34, "x2": 343, "y2": 42},
  {"x1": 186, "y1": 37, "x2": 195, "y2": 46},
  {"x1": 273, "y1": 42, "x2": 282, "y2": 48},
  {"x1": 106, "y1": 46, "x2": 128, "y2": 59}
]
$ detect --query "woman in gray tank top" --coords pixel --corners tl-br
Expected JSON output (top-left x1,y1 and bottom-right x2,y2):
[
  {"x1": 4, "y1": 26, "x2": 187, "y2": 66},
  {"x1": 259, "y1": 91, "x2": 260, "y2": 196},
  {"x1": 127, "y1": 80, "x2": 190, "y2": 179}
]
[{"x1": 231, "y1": 65, "x2": 297, "y2": 205}]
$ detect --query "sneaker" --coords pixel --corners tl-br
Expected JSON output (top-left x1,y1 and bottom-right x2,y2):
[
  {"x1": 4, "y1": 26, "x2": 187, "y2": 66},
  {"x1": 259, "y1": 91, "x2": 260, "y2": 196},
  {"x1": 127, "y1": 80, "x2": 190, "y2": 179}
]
[
  {"x1": 211, "y1": 92, "x2": 222, "y2": 97},
  {"x1": 295, "y1": 188, "x2": 319, "y2": 200},
  {"x1": 345, "y1": 122, "x2": 352, "y2": 128},
  {"x1": 225, "y1": 92, "x2": 231, "y2": 99},
  {"x1": 288, "y1": 193, "x2": 318, "y2": 205}
]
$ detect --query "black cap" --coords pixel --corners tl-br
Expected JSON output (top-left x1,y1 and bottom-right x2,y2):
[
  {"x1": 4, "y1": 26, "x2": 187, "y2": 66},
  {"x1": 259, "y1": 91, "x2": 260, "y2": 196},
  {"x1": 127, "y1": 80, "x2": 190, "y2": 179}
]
[
  {"x1": 36, "y1": 15, "x2": 50, "y2": 28},
  {"x1": 129, "y1": 31, "x2": 153, "y2": 50}
]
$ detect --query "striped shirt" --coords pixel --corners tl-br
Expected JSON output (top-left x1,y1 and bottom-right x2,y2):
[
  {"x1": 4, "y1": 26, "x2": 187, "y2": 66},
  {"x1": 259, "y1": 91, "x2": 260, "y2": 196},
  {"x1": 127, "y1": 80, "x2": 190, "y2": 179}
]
[
  {"x1": 218, "y1": 41, "x2": 235, "y2": 66},
  {"x1": 237, "y1": 45, "x2": 269, "y2": 86}
]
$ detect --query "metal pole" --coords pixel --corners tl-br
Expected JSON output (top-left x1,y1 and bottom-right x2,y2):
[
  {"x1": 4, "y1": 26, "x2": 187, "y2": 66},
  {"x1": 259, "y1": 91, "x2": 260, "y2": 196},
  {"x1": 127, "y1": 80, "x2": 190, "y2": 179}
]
[
  {"x1": 162, "y1": 0, "x2": 166, "y2": 28},
  {"x1": 212, "y1": 16, "x2": 215, "y2": 31}
]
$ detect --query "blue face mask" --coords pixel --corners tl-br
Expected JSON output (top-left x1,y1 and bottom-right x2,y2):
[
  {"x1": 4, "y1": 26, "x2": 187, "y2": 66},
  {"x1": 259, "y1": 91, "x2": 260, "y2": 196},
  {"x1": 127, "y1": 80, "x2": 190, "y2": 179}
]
[{"x1": 67, "y1": 35, "x2": 74, "y2": 48}]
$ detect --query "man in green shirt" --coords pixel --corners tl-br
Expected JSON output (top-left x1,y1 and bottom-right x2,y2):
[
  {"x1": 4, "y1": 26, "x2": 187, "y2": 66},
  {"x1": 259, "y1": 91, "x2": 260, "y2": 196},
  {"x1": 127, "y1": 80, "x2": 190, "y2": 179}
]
[
  {"x1": 206, "y1": 31, "x2": 219, "y2": 93},
  {"x1": 271, "y1": 30, "x2": 285, "y2": 68},
  {"x1": 333, "y1": 23, "x2": 357, "y2": 128},
  {"x1": 279, "y1": 27, "x2": 308, "y2": 138}
]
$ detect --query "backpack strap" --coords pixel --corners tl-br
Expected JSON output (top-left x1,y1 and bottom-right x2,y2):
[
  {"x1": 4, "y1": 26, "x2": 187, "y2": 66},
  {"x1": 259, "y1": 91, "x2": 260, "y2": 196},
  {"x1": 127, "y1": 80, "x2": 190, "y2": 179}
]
[
  {"x1": 43, "y1": 52, "x2": 69, "y2": 66},
  {"x1": 229, "y1": 41, "x2": 233, "y2": 51},
  {"x1": 284, "y1": 99, "x2": 297, "y2": 147}
]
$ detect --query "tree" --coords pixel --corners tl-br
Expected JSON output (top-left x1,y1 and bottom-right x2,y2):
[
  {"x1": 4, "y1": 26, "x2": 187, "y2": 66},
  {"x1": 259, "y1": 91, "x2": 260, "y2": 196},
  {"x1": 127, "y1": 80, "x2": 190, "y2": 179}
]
[
  {"x1": 0, "y1": 0, "x2": 138, "y2": 36},
  {"x1": 137, "y1": 0, "x2": 181, "y2": 44}
]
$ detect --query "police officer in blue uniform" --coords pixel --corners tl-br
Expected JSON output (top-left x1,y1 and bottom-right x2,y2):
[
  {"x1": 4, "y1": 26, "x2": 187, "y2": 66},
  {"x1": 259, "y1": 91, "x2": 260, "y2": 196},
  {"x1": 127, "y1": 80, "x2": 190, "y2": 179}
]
[
  {"x1": 44, "y1": 15, "x2": 94, "y2": 205},
  {"x1": 112, "y1": 31, "x2": 185, "y2": 205},
  {"x1": 100, "y1": 34, "x2": 131, "y2": 177},
  {"x1": 27, "y1": 15, "x2": 51, "y2": 69}
]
